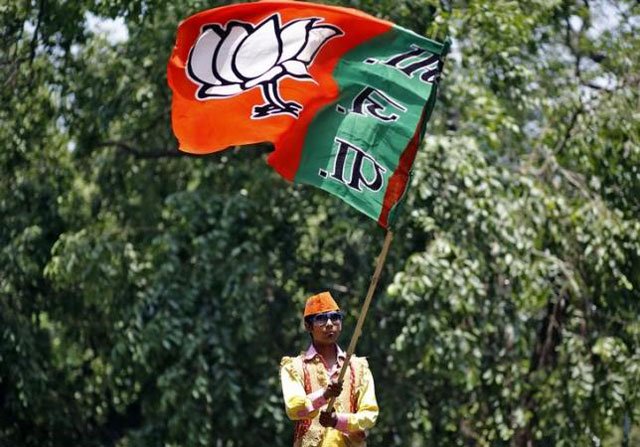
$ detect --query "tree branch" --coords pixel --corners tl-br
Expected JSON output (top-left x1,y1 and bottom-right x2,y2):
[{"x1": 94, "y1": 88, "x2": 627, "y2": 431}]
[
  {"x1": 94, "y1": 140, "x2": 210, "y2": 159},
  {"x1": 581, "y1": 81, "x2": 616, "y2": 92},
  {"x1": 29, "y1": 0, "x2": 46, "y2": 66},
  {"x1": 553, "y1": 105, "x2": 582, "y2": 156}
]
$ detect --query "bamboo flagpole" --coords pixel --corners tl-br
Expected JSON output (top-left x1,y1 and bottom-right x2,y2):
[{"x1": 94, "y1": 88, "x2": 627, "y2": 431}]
[{"x1": 325, "y1": 229, "x2": 394, "y2": 414}]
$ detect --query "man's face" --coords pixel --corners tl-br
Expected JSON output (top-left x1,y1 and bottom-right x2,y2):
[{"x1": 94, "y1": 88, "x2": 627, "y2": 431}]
[{"x1": 306, "y1": 311, "x2": 343, "y2": 345}]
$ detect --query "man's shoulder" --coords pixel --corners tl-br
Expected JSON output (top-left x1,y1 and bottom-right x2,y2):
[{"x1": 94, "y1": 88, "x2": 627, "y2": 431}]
[
  {"x1": 279, "y1": 352, "x2": 306, "y2": 368},
  {"x1": 349, "y1": 354, "x2": 370, "y2": 368}
]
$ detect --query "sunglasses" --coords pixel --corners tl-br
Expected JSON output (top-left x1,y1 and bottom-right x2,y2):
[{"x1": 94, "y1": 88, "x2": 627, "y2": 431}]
[{"x1": 311, "y1": 311, "x2": 344, "y2": 326}]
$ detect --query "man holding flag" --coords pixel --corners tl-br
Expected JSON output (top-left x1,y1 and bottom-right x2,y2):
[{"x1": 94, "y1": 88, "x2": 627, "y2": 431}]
[
  {"x1": 167, "y1": 1, "x2": 447, "y2": 444},
  {"x1": 280, "y1": 292, "x2": 378, "y2": 446}
]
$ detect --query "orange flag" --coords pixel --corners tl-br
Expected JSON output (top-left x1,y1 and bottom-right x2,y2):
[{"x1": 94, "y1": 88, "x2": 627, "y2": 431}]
[{"x1": 168, "y1": 0, "x2": 447, "y2": 227}]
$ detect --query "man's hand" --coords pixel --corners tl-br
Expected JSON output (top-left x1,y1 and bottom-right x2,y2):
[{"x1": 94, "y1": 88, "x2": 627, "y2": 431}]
[
  {"x1": 323, "y1": 380, "x2": 343, "y2": 399},
  {"x1": 319, "y1": 411, "x2": 338, "y2": 428}
]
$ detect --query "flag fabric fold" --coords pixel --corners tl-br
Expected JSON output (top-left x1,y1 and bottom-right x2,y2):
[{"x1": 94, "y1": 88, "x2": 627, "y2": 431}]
[{"x1": 168, "y1": 0, "x2": 447, "y2": 228}]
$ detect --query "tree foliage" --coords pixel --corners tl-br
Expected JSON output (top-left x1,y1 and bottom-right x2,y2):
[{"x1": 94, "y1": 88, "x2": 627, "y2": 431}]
[{"x1": 1, "y1": 0, "x2": 639, "y2": 446}]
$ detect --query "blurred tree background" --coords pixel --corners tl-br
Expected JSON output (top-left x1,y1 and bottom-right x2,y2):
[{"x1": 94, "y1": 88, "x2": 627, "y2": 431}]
[{"x1": 1, "y1": 0, "x2": 639, "y2": 446}]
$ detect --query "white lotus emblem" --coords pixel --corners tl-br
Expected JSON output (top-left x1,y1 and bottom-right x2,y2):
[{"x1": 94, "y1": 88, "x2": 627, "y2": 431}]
[{"x1": 187, "y1": 14, "x2": 342, "y2": 118}]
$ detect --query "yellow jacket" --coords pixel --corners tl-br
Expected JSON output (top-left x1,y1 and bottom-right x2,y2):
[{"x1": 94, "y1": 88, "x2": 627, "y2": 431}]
[{"x1": 280, "y1": 345, "x2": 378, "y2": 447}]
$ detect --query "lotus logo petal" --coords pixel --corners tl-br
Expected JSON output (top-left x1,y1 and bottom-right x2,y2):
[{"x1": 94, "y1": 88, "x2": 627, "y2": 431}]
[{"x1": 187, "y1": 14, "x2": 343, "y2": 119}]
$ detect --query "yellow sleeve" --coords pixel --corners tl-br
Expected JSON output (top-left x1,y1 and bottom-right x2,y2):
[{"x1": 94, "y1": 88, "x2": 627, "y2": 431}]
[
  {"x1": 280, "y1": 356, "x2": 319, "y2": 421},
  {"x1": 346, "y1": 359, "x2": 379, "y2": 432}
]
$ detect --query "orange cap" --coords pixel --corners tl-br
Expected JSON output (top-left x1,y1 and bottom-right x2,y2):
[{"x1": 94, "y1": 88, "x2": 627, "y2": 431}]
[{"x1": 303, "y1": 291, "x2": 340, "y2": 317}]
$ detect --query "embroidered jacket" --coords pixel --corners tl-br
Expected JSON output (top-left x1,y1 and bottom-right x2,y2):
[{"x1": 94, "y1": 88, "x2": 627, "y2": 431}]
[{"x1": 280, "y1": 345, "x2": 378, "y2": 447}]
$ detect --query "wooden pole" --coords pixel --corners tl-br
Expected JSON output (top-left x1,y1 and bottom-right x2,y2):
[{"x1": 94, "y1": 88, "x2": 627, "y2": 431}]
[{"x1": 325, "y1": 229, "x2": 394, "y2": 414}]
